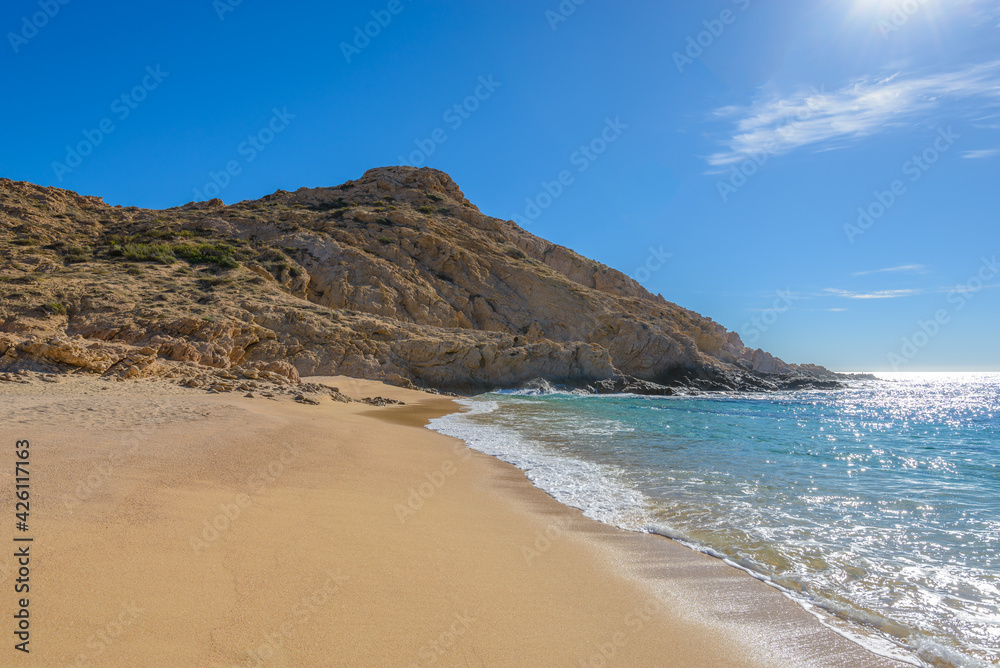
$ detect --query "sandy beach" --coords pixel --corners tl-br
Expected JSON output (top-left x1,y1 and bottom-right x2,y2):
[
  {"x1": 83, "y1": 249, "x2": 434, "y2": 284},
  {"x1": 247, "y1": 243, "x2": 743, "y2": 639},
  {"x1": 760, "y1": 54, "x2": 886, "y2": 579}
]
[{"x1": 0, "y1": 375, "x2": 907, "y2": 667}]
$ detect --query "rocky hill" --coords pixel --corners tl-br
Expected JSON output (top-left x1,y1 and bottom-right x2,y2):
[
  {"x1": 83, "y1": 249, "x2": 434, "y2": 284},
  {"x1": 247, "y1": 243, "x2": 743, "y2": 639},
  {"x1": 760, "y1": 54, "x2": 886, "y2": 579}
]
[{"x1": 0, "y1": 166, "x2": 841, "y2": 393}]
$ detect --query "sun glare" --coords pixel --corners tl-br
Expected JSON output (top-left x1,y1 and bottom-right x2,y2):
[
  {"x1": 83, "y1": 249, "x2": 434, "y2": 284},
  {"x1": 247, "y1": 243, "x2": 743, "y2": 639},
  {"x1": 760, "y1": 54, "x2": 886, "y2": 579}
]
[
  {"x1": 846, "y1": 0, "x2": 948, "y2": 46},
  {"x1": 850, "y1": 0, "x2": 940, "y2": 18}
]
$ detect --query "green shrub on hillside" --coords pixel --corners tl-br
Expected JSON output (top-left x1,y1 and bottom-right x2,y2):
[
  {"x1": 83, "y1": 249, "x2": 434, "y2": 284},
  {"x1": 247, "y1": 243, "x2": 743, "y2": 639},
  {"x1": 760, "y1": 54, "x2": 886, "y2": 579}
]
[
  {"x1": 63, "y1": 246, "x2": 92, "y2": 263},
  {"x1": 106, "y1": 238, "x2": 241, "y2": 269},
  {"x1": 109, "y1": 242, "x2": 177, "y2": 264},
  {"x1": 173, "y1": 243, "x2": 239, "y2": 269}
]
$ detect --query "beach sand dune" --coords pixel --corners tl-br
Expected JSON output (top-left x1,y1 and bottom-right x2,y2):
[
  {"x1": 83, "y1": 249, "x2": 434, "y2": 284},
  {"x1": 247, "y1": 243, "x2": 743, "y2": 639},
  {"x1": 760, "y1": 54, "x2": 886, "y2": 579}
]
[{"x1": 0, "y1": 377, "x2": 905, "y2": 666}]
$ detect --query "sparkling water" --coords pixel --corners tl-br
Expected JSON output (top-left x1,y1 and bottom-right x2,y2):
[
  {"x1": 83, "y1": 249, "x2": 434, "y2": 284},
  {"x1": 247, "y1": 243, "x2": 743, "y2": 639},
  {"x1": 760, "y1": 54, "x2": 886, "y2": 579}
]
[{"x1": 429, "y1": 372, "x2": 1000, "y2": 667}]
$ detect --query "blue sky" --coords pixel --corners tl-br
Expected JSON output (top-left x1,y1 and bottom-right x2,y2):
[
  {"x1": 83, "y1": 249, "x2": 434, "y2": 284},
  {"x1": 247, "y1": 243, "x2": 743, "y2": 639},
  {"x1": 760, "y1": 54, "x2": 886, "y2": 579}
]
[{"x1": 3, "y1": 0, "x2": 998, "y2": 371}]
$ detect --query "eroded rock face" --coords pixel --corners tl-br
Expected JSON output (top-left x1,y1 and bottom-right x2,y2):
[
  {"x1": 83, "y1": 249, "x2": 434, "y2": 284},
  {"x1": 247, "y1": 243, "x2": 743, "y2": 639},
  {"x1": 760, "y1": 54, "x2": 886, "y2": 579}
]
[{"x1": 0, "y1": 167, "x2": 838, "y2": 392}]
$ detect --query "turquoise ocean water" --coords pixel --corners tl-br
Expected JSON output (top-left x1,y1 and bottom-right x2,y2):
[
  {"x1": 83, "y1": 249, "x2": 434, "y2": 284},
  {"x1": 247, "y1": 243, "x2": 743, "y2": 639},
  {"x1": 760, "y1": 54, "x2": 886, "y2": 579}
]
[{"x1": 428, "y1": 373, "x2": 1000, "y2": 667}]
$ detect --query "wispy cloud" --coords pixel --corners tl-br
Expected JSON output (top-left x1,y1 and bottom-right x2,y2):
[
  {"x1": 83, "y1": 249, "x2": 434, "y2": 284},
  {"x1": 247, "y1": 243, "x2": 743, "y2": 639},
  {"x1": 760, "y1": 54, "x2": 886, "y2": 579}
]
[
  {"x1": 967, "y1": 0, "x2": 1000, "y2": 27},
  {"x1": 823, "y1": 288, "x2": 924, "y2": 300},
  {"x1": 852, "y1": 264, "x2": 927, "y2": 276},
  {"x1": 943, "y1": 282, "x2": 1000, "y2": 294},
  {"x1": 741, "y1": 277, "x2": 999, "y2": 304},
  {"x1": 706, "y1": 60, "x2": 1000, "y2": 167},
  {"x1": 971, "y1": 112, "x2": 1000, "y2": 130},
  {"x1": 962, "y1": 148, "x2": 1000, "y2": 159}
]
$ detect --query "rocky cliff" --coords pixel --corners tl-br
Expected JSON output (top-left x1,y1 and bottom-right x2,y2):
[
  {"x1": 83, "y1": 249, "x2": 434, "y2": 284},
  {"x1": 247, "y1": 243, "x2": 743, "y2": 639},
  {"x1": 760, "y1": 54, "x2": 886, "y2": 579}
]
[{"x1": 0, "y1": 167, "x2": 841, "y2": 393}]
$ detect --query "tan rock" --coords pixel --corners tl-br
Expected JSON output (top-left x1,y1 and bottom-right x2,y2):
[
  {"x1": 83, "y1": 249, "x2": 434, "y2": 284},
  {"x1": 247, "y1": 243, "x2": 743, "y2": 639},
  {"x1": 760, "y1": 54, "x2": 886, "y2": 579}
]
[{"x1": 0, "y1": 167, "x2": 830, "y2": 392}]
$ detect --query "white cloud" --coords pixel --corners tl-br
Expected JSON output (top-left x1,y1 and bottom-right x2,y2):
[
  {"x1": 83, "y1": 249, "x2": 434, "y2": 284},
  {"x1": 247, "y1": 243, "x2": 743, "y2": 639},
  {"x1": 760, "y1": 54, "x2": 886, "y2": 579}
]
[
  {"x1": 962, "y1": 148, "x2": 1000, "y2": 159},
  {"x1": 823, "y1": 288, "x2": 924, "y2": 299},
  {"x1": 706, "y1": 60, "x2": 1000, "y2": 167},
  {"x1": 852, "y1": 264, "x2": 927, "y2": 276}
]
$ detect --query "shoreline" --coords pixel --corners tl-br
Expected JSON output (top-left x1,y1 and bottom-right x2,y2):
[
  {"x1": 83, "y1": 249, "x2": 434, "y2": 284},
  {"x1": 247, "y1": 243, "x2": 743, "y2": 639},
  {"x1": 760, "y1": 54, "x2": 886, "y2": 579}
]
[
  {"x1": 0, "y1": 374, "x2": 908, "y2": 666},
  {"x1": 423, "y1": 393, "x2": 919, "y2": 668},
  {"x1": 427, "y1": 392, "x2": 931, "y2": 667}
]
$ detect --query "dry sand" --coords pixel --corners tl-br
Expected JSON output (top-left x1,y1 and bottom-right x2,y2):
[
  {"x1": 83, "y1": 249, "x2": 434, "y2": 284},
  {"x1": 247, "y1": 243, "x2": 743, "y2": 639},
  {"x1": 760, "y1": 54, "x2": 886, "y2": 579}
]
[{"x1": 0, "y1": 375, "x2": 908, "y2": 667}]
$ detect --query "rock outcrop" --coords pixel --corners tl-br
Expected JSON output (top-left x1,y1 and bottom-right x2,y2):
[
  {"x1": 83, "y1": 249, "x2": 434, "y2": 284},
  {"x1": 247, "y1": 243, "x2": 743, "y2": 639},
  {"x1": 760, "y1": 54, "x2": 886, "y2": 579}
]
[{"x1": 0, "y1": 167, "x2": 844, "y2": 393}]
